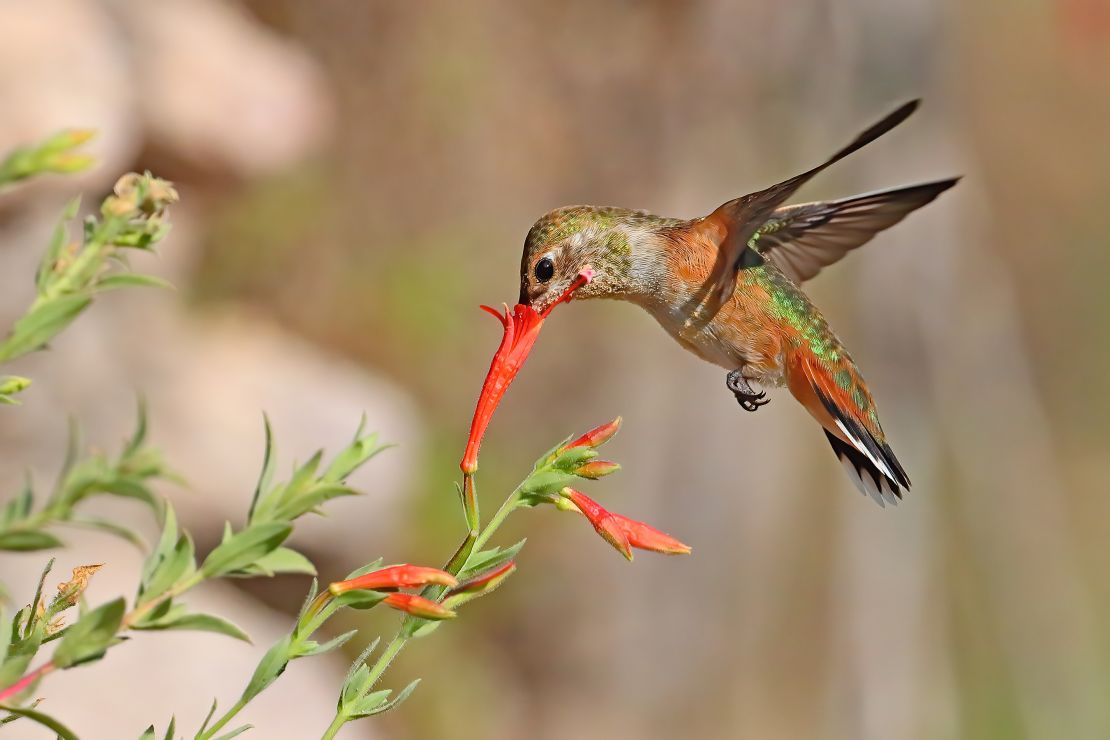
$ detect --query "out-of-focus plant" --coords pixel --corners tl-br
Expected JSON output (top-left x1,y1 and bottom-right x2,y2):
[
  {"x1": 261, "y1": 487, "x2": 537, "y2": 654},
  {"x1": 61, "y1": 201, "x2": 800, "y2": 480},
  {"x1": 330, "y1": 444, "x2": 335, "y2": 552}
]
[
  {"x1": 0, "y1": 130, "x2": 176, "y2": 404},
  {"x1": 0, "y1": 405, "x2": 173, "y2": 554},
  {"x1": 0, "y1": 133, "x2": 692, "y2": 738}
]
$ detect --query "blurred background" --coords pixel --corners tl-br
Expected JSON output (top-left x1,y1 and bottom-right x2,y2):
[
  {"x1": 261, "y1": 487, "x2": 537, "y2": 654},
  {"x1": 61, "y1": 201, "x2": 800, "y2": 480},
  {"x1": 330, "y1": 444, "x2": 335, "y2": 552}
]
[{"x1": 1, "y1": 0, "x2": 1109, "y2": 738}]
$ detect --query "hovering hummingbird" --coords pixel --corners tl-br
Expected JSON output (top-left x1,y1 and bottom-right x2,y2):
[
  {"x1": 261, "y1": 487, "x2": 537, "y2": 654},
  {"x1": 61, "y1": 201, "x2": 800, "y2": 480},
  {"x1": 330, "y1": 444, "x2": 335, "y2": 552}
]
[{"x1": 517, "y1": 100, "x2": 957, "y2": 506}]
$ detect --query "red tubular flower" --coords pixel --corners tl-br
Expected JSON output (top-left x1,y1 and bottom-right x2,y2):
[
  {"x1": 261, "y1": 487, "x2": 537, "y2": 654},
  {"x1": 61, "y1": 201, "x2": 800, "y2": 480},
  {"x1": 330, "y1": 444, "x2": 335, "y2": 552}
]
[
  {"x1": 564, "y1": 488, "x2": 691, "y2": 560},
  {"x1": 460, "y1": 269, "x2": 594, "y2": 474},
  {"x1": 328, "y1": 565, "x2": 457, "y2": 596},
  {"x1": 564, "y1": 417, "x2": 622, "y2": 451},
  {"x1": 383, "y1": 592, "x2": 457, "y2": 620}
]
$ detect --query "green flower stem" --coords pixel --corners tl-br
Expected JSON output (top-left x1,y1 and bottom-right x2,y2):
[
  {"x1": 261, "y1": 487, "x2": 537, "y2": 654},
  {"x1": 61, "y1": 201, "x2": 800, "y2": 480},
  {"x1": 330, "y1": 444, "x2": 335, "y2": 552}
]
[
  {"x1": 320, "y1": 477, "x2": 527, "y2": 738},
  {"x1": 196, "y1": 696, "x2": 250, "y2": 740}
]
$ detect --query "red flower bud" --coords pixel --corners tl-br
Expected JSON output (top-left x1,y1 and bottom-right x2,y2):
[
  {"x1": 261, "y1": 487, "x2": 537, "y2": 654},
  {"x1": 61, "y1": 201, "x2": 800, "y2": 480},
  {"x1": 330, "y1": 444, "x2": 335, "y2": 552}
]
[
  {"x1": 460, "y1": 269, "x2": 594, "y2": 474},
  {"x1": 383, "y1": 592, "x2": 457, "y2": 620},
  {"x1": 616, "y1": 518, "x2": 692, "y2": 556},
  {"x1": 564, "y1": 489, "x2": 632, "y2": 560},
  {"x1": 564, "y1": 417, "x2": 622, "y2": 451},
  {"x1": 563, "y1": 488, "x2": 691, "y2": 560},
  {"x1": 328, "y1": 565, "x2": 457, "y2": 596},
  {"x1": 573, "y1": 460, "x2": 621, "y2": 479}
]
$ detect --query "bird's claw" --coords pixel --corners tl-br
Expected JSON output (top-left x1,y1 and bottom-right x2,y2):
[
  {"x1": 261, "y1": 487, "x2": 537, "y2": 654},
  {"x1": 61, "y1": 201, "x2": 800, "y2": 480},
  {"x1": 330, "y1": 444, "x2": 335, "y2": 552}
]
[
  {"x1": 737, "y1": 392, "x2": 769, "y2": 412},
  {"x1": 726, "y1": 370, "x2": 770, "y2": 413}
]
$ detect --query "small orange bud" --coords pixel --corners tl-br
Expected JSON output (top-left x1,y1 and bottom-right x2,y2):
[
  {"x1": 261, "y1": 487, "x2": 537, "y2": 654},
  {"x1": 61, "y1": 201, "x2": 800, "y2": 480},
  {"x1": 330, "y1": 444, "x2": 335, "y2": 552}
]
[
  {"x1": 564, "y1": 417, "x2": 622, "y2": 451},
  {"x1": 329, "y1": 565, "x2": 457, "y2": 596},
  {"x1": 383, "y1": 593, "x2": 457, "y2": 620},
  {"x1": 573, "y1": 460, "x2": 621, "y2": 479}
]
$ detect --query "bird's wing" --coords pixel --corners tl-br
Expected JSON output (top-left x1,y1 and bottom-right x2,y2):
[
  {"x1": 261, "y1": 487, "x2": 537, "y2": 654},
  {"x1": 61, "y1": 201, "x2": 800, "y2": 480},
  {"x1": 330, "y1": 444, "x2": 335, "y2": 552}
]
[
  {"x1": 755, "y1": 178, "x2": 959, "y2": 284},
  {"x1": 692, "y1": 100, "x2": 920, "y2": 322}
]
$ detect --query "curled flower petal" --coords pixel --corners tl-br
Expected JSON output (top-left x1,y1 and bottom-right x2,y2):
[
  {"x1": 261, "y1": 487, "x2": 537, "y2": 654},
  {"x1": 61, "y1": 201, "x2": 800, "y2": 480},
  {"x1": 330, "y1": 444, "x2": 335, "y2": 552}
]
[
  {"x1": 328, "y1": 565, "x2": 457, "y2": 596},
  {"x1": 564, "y1": 417, "x2": 622, "y2": 451},
  {"x1": 460, "y1": 268, "x2": 595, "y2": 474},
  {"x1": 383, "y1": 592, "x2": 457, "y2": 620}
]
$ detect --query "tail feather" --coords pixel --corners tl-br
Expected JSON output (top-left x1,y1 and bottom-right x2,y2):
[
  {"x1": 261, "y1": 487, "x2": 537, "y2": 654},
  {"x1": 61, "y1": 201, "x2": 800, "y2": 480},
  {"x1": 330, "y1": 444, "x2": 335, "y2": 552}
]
[{"x1": 788, "y1": 349, "x2": 910, "y2": 506}]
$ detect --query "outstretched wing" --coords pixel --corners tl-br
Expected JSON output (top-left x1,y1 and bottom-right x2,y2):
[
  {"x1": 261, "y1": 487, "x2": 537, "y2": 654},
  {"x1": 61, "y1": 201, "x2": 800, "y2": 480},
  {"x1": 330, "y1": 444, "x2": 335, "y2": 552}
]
[
  {"x1": 756, "y1": 178, "x2": 959, "y2": 284},
  {"x1": 693, "y1": 100, "x2": 921, "y2": 322}
]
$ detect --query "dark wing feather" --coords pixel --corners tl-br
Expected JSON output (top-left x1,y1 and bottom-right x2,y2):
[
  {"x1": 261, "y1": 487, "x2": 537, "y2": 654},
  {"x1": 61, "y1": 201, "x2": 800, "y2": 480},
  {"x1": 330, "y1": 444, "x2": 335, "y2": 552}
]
[
  {"x1": 758, "y1": 178, "x2": 959, "y2": 284},
  {"x1": 695, "y1": 100, "x2": 921, "y2": 321}
]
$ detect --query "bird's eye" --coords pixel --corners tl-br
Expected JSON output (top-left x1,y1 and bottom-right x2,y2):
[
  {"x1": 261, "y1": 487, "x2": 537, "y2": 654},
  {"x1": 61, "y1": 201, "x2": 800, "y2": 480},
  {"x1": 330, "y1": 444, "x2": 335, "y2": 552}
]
[{"x1": 534, "y1": 256, "x2": 555, "y2": 283}]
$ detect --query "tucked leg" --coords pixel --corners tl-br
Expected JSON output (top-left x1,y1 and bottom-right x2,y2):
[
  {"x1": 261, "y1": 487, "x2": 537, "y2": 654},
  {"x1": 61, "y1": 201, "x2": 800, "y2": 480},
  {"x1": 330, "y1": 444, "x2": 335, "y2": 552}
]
[{"x1": 727, "y1": 369, "x2": 769, "y2": 412}]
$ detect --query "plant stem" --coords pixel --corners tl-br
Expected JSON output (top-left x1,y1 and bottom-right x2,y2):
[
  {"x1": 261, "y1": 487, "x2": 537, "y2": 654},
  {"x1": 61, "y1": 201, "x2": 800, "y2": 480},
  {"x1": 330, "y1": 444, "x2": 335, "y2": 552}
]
[
  {"x1": 197, "y1": 696, "x2": 249, "y2": 740},
  {"x1": 0, "y1": 661, "x2": 54, "y2": 703},
  {"x1": 364, "y1": 634, "x2": 407, "y2": 691},
  {"x1": 320, "y1": 713, "x2": 347, "y2": 740},
  {"x1": 472, "y1": 485, "x2": 522, "y2": 553}
]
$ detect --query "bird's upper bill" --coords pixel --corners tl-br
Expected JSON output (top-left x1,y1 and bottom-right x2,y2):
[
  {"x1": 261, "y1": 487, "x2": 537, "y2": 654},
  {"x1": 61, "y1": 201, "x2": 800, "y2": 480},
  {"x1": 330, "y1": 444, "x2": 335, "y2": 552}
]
[{"x1": 460, "y1": 268, "x2": 594, "y2": 474}]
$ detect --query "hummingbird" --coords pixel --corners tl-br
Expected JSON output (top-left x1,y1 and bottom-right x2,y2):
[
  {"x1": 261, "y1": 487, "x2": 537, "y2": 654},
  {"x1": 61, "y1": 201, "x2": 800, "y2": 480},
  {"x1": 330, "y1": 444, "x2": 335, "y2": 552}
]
[{"x1": 517, "y1": 100, "x2": 957, "y2": 506}]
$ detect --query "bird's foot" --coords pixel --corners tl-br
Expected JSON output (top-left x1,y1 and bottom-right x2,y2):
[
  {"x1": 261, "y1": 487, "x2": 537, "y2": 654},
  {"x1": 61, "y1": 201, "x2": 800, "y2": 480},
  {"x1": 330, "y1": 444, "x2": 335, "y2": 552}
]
[{"x1": 726, "y1": 370, "x2": 769, "y2": 412}]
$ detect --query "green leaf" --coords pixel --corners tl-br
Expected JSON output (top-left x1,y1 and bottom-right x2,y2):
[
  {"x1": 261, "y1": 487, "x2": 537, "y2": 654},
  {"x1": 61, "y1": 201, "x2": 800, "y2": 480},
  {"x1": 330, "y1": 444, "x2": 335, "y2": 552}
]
[
  {"x1": 456, "y1": 540, "x2": 526, "y2": 583},
  {"x1": 247, "y1": 416, "x2": 276, "y2": 523},
  {"x1": 140, "y1": 504, "x2": 179, "y2": 590},
  {"x1": 234, "y1": 546, "x2": 315, "y2": 577},
  {"x1": 293, "y1": 629, "x2": 355, "y2": 658},
  {"x1": 163, "y1": 716, "x2": 176, "y2": 740},
  {"x1": 200, "y1": 523, "x2": 292, "y2": 578},
  {"x1": 518, "y1": 470, "x2": 573, "y2": 498},
  {"x1": 123, "y1": 397, "x2": 149, "y2": 458},
  {"x1": 138, "y1": 727, "x2": 155, "y2": 740},
  {"x1": 241, "y1": 636, "x2": 292, "y2": 703},
  {"x1": 26, "y1": 559, "x2": 55, "y2": 638},
  {"x1": 550, "y1": 446, "x2": 598, "y2": 471},
  {"x1": 0, "y1": 704, "x2": 77, "y2": 739},
  {"x1": 0, "y1": 294, "x2": 92, "y2": 363},
  {"x1": 95, "y1": 273, "x2": 173, "y2": 291},
  {"x1": 65, "y1": 517, "x2": 146, "y2": 550},
  {"x1": 0, "y1": 530, "x2": 63, "y2": 551},
  {"x1": 341, "y1": 558, "x2": 384, "y2": 581},
  {"x1": 131, "y1": 612, "x2": 250, "y2": 643},
  {"x1": 198, "y1": 699, "x2": 219, "y2": 734},
  {"x1": 364, "y1": 679, "x2": 420, "y2": 717},
  {"x1": 323, "y1": 427, "x2": 386, "y2": 483},
  {"x1": 212, "y1": 726, "x2": 253, "y2": 740},
  {"x1": 347, "y1": 689, "x2": 392, "y2": 718},
  {"x1": 52, "y1": 597, "x2": 125, "y2": 668},
  {"x1": 140, "y1": 532, "x2": 195, "y2": 601},
  {"x1": 36, "y1": 199, "x2": 79, "y2": 293},
  {"x1": 334, "y1": 590, "x2": 386, "y2": 611}
]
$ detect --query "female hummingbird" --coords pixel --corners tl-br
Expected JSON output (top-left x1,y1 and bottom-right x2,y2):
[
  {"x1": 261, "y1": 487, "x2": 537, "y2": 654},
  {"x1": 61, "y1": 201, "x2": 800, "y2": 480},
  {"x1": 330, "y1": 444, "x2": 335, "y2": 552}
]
[{"x1": 517, "y1": 101, "x2": 957, "y2": 506}]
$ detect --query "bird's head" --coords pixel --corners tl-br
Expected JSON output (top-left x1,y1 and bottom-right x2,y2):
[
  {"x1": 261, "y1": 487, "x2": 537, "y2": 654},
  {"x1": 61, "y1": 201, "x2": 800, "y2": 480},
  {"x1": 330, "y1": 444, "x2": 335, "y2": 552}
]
[{"x1": 518, "y1": 205, "x2": 636, "y2": 314}]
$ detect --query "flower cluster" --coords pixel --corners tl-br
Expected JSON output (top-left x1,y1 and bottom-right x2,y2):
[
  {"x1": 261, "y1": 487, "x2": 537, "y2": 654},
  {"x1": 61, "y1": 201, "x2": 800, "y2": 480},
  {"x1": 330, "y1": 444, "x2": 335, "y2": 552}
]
[{"x1": 542, "y1": 419, "x2": 692, "y2": 560}]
